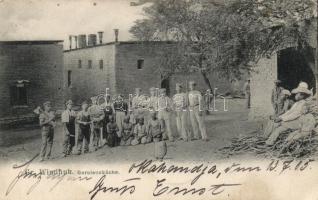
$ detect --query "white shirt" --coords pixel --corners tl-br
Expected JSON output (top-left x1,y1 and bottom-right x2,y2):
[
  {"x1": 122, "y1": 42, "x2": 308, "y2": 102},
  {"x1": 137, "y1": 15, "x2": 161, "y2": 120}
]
[
  {"x1": 61, "y1": 109, "x2": 76, "y2": 123},
  {"x1": 280, "y1": 100, "x2": 306, "y2": 122},
  {"x1": 188, "y1": 90, "x2": 202, "y2": 107},
  {"x1": 173, "y1": 93, "x2": 187, "y2": 111}
]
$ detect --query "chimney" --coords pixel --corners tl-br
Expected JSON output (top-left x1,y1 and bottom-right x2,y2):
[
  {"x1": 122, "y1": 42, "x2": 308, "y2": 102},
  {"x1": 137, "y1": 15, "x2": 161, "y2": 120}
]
[
  {"x1": 98, "y1": 31, "x2": 104, "y2": 44},
  {"x1": 69, "y1": 35, "x2": 72, "y2": 50},
  {"x1": 114, "y1": 29, "x2": 119, "y2": 43},
  {"x1": 74, "y1": 36, "x2": 78, "y2": 49}
]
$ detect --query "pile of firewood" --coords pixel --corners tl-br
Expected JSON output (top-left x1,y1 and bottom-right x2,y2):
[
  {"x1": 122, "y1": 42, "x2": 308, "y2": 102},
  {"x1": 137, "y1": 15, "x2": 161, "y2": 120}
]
[{"x1": 219, "y1": 132, "x2": 318, "y2": 159}]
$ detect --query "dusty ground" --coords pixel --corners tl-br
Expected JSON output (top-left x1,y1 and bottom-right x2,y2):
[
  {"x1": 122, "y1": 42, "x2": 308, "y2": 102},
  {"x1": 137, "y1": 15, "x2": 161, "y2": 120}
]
[{"x1": 0, "y1": 99, "x2": 263, "y2": 164}]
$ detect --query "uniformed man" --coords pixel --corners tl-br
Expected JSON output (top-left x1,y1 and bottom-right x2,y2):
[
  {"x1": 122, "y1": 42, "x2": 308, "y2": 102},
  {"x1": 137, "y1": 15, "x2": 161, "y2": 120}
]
[
  {"x1": 39, "y1": 101, "x2": 56, "y2": 161},
  {"x1": 271, "y1": 80, "x2": 283, "y2": 115},
  {"x1": 88, "y1": 96, "x2": 105, "y2": 151},
  {"x1": 61, "y1": 100, "x2": 76, "y2": 157},
  {"x1": 113, "y1": 94, "x2": 128, "y2": 135},
  {"x1": 172, "y1": 83, "x2": 188, "y2": 141},
  {"x1": 243, "y1": 79, "x2": 251, "y2": 109},
  {"x1": 188, "y1": 81, "x2": 208, "y2": 141},
  {"x1": 131, "y1": 88, "x2": 147, "y2": 124},
  {"x1": 148, "y1": 87, "x2": 159, "y2": 112},
  {"x1": 157, "y1": 88, "x2": 174, "y2": 141}
]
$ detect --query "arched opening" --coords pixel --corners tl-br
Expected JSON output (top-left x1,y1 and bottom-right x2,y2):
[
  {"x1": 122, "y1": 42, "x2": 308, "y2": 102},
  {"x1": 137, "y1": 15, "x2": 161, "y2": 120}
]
[
  {"x1": 161, "y1": 78, "x2": 170, "y2": 96},
  {"x1": 277, "y1": 47, "x2": 316, "y2": 94}
]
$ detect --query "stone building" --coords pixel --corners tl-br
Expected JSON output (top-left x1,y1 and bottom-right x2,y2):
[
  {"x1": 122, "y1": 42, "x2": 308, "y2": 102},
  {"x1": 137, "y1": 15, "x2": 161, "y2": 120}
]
[
  {"x1": 64, "y1": 33, "x2": 244, "y2": 104},
  {"x1": 248, "y1": 19, "x2": 317, "y2": 120},
  {"x1": 0, "y1": 40, "x2": 64, "y2": 120}
]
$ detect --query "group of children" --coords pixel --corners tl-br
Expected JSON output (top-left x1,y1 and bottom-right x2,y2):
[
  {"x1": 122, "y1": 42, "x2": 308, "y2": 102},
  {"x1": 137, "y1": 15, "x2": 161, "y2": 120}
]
[{"x1": 38, "y1": 81, "x2": 209, "y2": 161}]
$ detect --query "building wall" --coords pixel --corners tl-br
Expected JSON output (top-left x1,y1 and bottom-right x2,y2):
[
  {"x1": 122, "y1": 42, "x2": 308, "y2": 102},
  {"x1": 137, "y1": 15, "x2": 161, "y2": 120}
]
[
  {"x1": 248, "y1": 20, "x2": 317, "y2": 121},
  {"x1": 114, "y1": 43, "x2": 170, "y2": 97},
  {"x1": 64, "y1": 45, "x2": 116, "y2": 105},
  {"x1": 0, "y1": 43, "x2": 64, "y2": 118},
  {"x1": 248, "y1": 55, "x2": 277, "y2": 120}
]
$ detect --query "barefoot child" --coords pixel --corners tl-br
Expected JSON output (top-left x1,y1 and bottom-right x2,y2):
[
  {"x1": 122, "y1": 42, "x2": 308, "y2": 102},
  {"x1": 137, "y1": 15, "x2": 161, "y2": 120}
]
[
  {"x1": 107, "y1": 115, "x2": 119, "y2": 147},
  {"x1": 76, "y1": 101, "x2": 91, "y2": 154},
  {"x1": 120, "y1": 115, "x2": 134, "y2": 146},
  {"x1": 131, "y1": 117, "x2": 148, "y2": 145},
  {"x1": 148, "y1": 112, "x2": 163, "y2": 142}
]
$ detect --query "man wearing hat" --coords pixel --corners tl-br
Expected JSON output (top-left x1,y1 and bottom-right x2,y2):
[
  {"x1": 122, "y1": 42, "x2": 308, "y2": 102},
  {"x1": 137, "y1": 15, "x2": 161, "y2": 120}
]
[
  {"x1": 266, "y1": 82, "x2": 312, "y2": 146},
  {"x1": 157, "y1": 88, "x2": 174, "y2": 141},
  {"x1": 172, "y1": 83, "x2": 188, "y2": 141},
  {"x1": 88, "y1": 96, "x2": 105, "y2": 151},
  {"x1": 277, "y1": 89, "x2": 294, "y2": 116},
  {"x1": 39, "y1": 101, "x2": 56, "y2": 161},
  {"x1": 243, "y1": 79, "x2": 251, "y2": 109},
  {"x1": 61, "y1": 100, "x2": 77, "y2": 156},
  {"x1": 188, "y1": 81, "x2": 208, "y2": 141},
  {"x1": 271, "y1": 80, "x2": 283, "y2": 115}
]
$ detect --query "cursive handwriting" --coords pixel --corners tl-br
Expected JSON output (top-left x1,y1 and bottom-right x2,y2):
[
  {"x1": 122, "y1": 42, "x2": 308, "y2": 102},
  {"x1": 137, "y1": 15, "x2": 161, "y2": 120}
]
[
  {"x1": 6, "y1": 154, "x2": 92, "y2": 196},
  {"x1": 89, "y1": 175, "x2": 140, "y2": 200}
]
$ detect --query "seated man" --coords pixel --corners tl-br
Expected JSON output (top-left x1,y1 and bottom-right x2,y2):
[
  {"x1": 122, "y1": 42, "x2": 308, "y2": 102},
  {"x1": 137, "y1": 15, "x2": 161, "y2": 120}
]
[
  {"x1": 131, "y1": 117, "x2": 150, "y2": 145},
  {"x1": 266, "y1": 82, "x2": 311, "y2": 146},
  {"x1": 280, "y1": 103, "x2": 316, "y2": 153},
  {"x1": 263, "y1": 89, "x2": 293, "y2": 137}
]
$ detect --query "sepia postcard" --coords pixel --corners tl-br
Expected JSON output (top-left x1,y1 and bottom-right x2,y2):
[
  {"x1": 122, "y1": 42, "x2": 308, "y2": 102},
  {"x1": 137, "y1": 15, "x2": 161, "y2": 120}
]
[{"x1": 0, "y1": 0, "x2": 318, "y2": 199}]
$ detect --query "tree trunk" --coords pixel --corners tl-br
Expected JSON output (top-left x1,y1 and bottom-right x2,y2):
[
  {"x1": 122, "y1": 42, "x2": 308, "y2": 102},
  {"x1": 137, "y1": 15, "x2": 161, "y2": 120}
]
[{"x1": 201, "y1": 71, "x2": 213, "y2": 93}]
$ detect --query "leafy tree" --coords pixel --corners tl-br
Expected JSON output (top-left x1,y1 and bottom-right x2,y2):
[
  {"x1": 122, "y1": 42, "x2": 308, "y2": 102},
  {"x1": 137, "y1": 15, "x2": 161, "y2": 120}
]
[{"x1": 130, "y1": 0, "x2": 316, "y2": 91}]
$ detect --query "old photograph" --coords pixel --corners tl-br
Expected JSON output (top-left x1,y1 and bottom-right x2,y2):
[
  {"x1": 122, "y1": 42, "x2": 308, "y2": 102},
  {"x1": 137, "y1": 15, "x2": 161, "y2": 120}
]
[{"x1": 0, "y1": 0, "x2": 318, "y2": 199}]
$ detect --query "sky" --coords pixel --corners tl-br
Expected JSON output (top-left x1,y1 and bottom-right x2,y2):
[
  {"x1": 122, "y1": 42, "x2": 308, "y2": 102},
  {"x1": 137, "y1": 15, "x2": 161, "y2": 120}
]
[{"x1": 0, "y1": 0, "x2": 149, "y2": 49}]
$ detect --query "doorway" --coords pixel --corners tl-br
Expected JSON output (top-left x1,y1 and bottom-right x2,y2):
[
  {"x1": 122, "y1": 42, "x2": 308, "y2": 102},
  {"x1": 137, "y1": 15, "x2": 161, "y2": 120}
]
[
  {"x1": 277, "y1": 47, "x2": 316, "y2": 93},
  {"x1": 161, "y1": 78, "x2": 170, "y2": 96}
]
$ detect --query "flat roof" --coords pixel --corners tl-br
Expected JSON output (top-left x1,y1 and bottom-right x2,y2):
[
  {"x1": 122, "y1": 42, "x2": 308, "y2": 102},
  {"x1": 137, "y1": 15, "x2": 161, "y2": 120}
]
[
  {"x1": 0, "y1": 40, "x2": 64, "y2": 45},
  {"x1": 64, "y1": 41, "x2": 176, "y2": 52}
]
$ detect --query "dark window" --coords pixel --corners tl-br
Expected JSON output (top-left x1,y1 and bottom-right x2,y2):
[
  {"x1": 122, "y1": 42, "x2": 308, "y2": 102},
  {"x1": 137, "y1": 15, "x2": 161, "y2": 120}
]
[
  {"x1": 67, "y1": 70, "x2": 72, "y2": 87},
  {"x1": 10, "y1": 85, "x2": 28, "y2": 106},
  {"x1": 99, "y1": 60, "x2": 104, "y2": 70},
  {"x1": 137, "y1": 59, "x2": 144, "y2": 69},
  {"x1": 78, "y1": 60, "x2": 82, "y2": 68},
  {"x1": 88, "y1": 60, "x2": 92, "y2": 69}
]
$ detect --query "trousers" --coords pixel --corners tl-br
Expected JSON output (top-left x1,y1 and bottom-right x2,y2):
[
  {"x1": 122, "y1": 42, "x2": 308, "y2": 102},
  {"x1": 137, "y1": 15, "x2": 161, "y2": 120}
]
[
  {"x1": 40, "y1": 127, "x2": 54, "y2": 159},
  {"x1": 266, "y1": 119, "x2": 300, "y2": 145},
  {"x1": 158, "y1": 110, "x2": 173, "y2": 141},
  {"x1": 175, "y1": 110, "x2": 188, "y2": 140},
  {"x1": 189, "y1": 106, "x2": 208, "y2": 140}
]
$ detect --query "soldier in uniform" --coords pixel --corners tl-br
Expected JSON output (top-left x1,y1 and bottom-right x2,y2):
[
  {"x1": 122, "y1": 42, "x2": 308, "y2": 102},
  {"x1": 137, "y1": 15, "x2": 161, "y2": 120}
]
[
  {"x1": 158, "y1": 88, "x2": 174, "y2": 141},
  {"x1": 172, "y1": 83, "x2": 188, "y2": 141},
  {"x1": 188, "y1": 81, "x2": 208, "y2": 141},
  {"x1": 88, "y1": 96, "x2": 105, "y2": 151},
  {"x1": 39, "y1": 101, "x2": 56, "y2": 161},
  {"x1": 271, "y1": 80, "x2": 283, "y2": 115},
  {"x1": 243, "y1": 79, "x2": 251, "y2": 109},
  {"x1": 131, "y1": 88, "x2": 147, "y2": 124},
  {"x1": 61, "y1": 100, "x2": 76, "y2": 157}
]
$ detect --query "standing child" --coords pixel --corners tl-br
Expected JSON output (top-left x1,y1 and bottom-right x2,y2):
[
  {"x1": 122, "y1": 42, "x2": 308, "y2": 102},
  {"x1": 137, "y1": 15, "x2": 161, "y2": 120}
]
[
  {"x1": 131, "y1": 117, "x2": 148, "y2": 145},
  {"x1": 148, "y1": 112, "x2": 163, "y2": 142},
  {"x1": 120, "y1": 115, "x2": 134, "y2": 146},
  {"x1": 39, "y1": 101, "x2": 56, "y2": 161},
  {"x1": 107, "y1": 115, "x2": 119, "y2": 147},
  {"x1": 76, "y1": 101, "x2": 91, "y2": 155},
  {"x1": 61, "y1": 100, "x2": 76, "y2": 157}
]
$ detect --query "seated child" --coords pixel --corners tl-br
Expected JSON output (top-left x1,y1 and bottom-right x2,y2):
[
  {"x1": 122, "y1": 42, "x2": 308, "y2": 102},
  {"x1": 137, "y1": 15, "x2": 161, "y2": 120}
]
[
  {"x1": 107, "y1": 115, "x2": 120, "y2": 147},
  {"x1": 120, "y1": 115, "x2": 134, "y2": 146},
  {"x1": 148, "y1": 112, "x2": 163, "y2": 142},
  {"x1": 131, "y1": 117, "x2": 149, "y2": 145}
]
